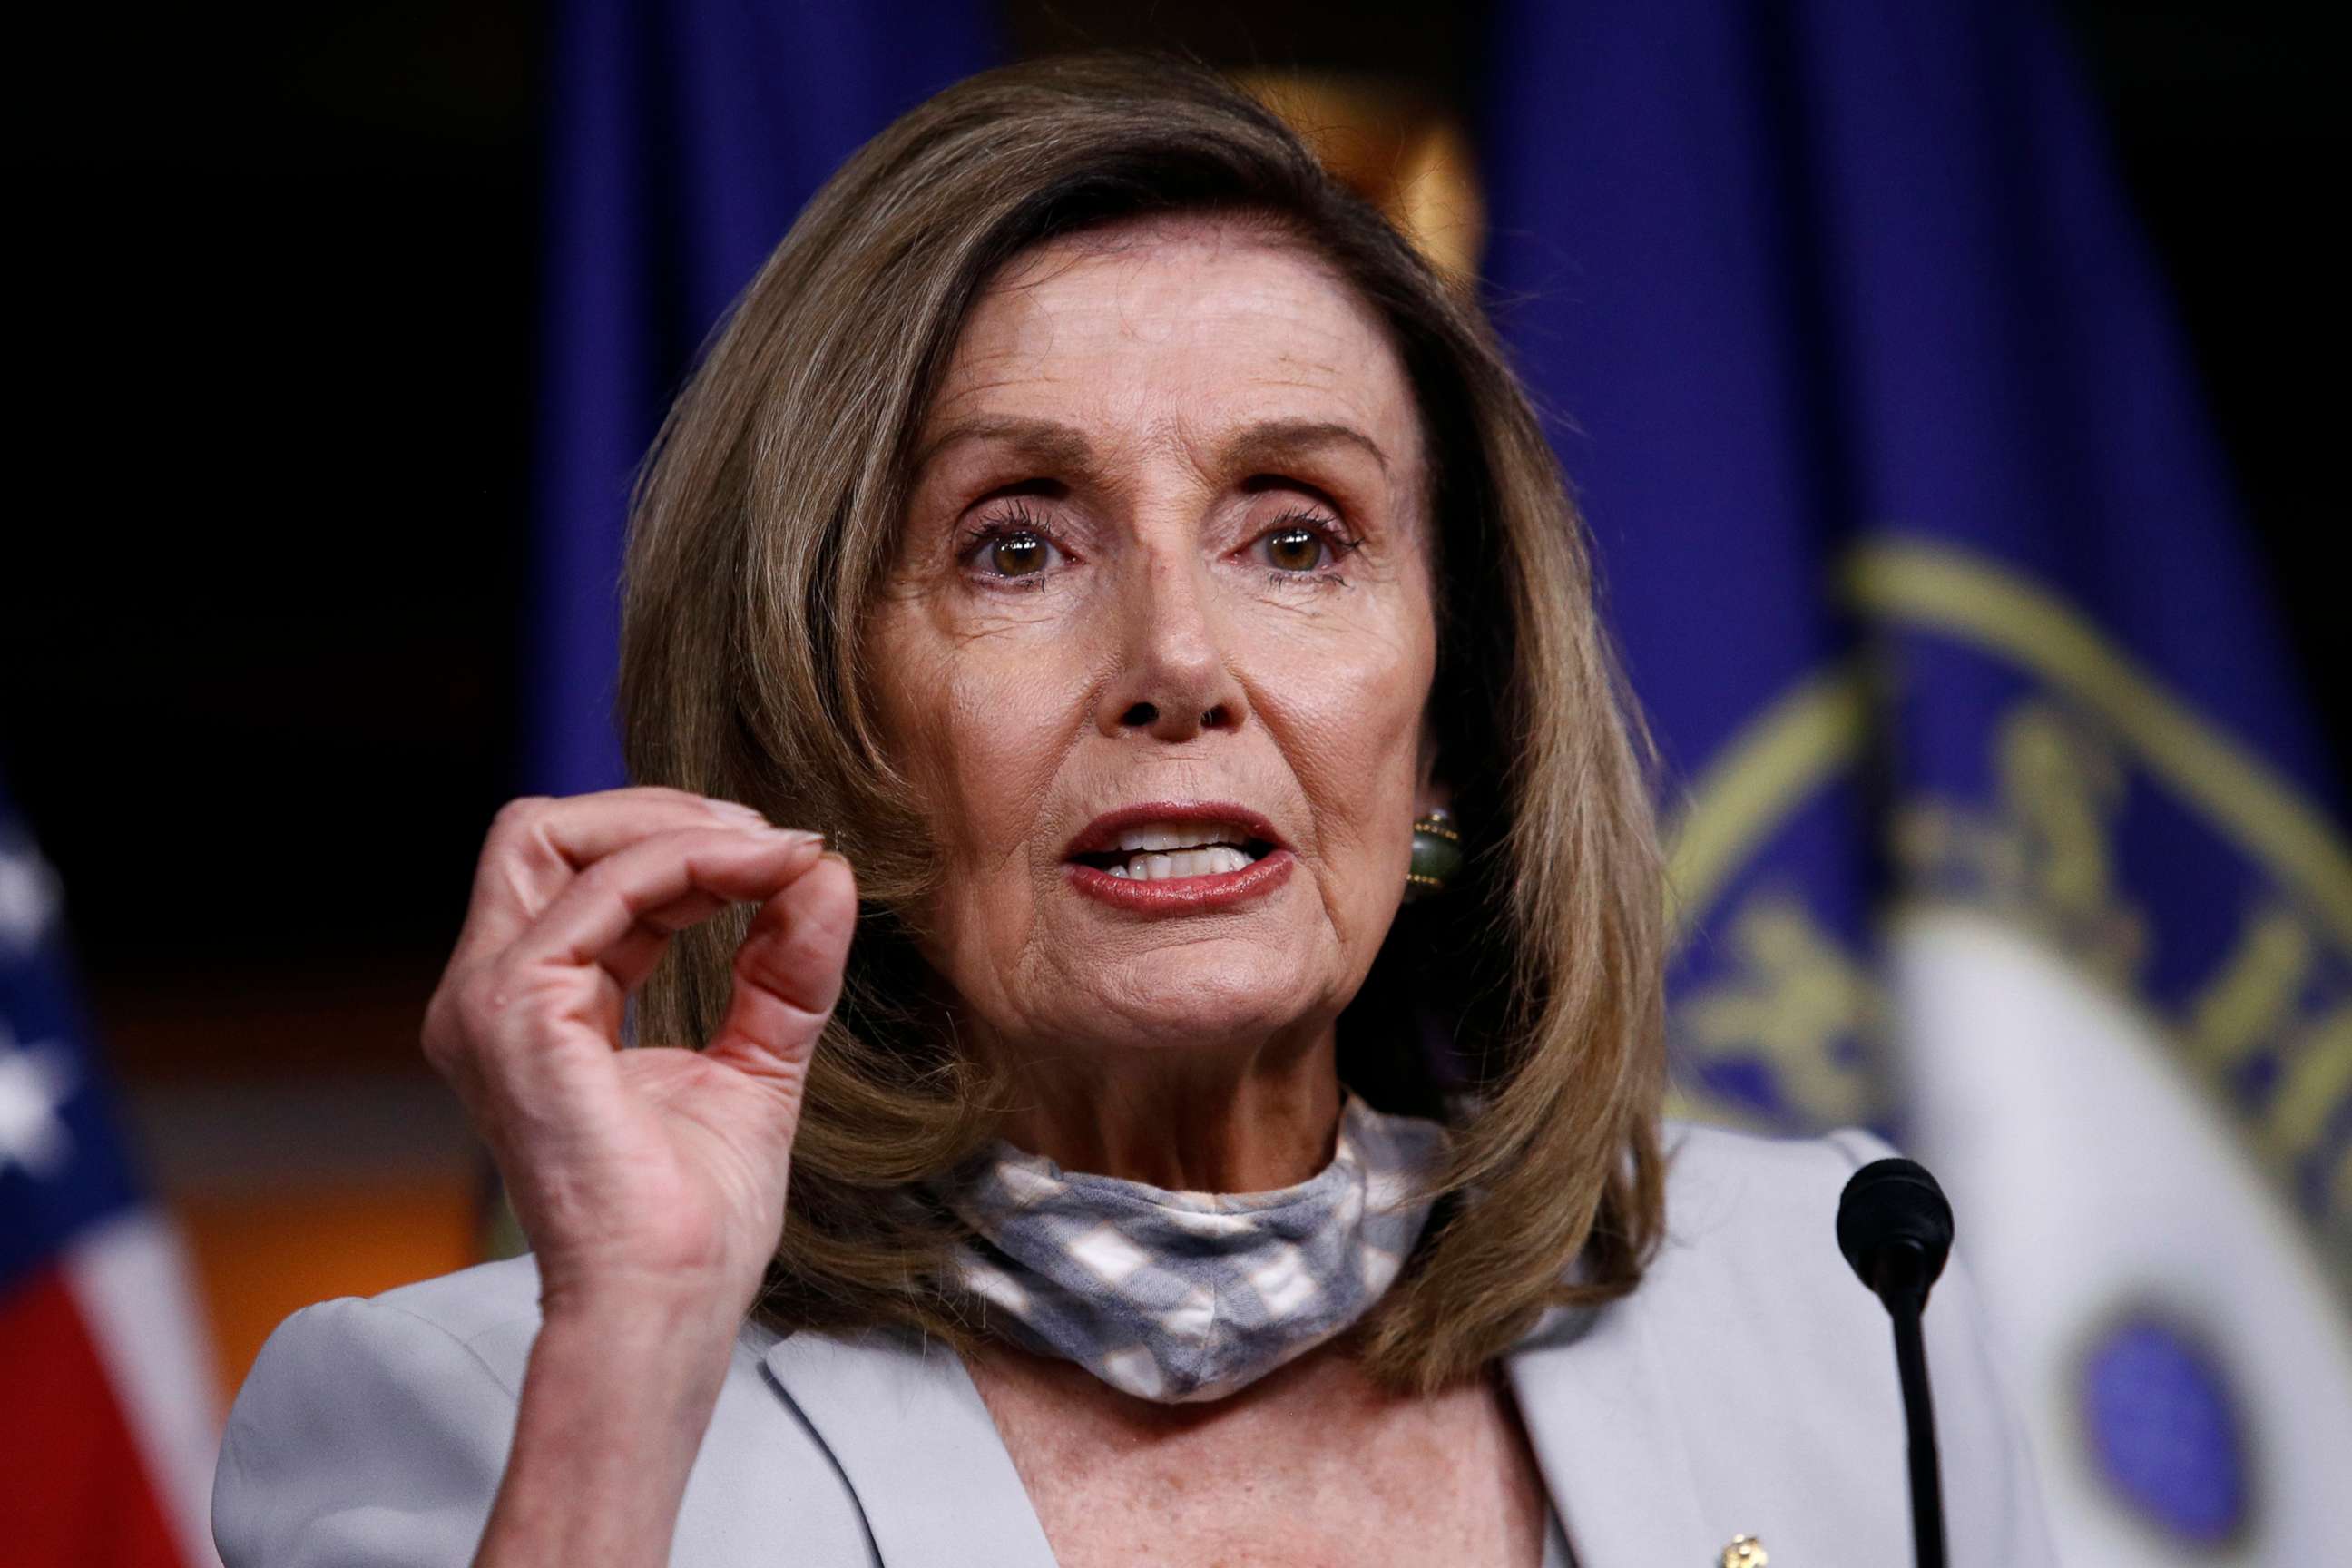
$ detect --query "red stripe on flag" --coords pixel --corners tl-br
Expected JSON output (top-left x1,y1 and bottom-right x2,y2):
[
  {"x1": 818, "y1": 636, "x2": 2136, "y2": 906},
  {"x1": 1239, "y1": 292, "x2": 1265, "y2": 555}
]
[{"x1": 0, "y1": 1265, "x2": 188, "y2": 1568}]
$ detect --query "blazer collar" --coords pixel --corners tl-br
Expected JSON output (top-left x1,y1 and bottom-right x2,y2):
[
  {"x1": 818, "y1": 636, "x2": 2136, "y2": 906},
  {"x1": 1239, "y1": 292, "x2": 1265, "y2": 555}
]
[
  {"x1": 761, "y1": 1328, "x2": 1060, "y2": 1568},
  {"x1": 1502, "y1": 1297, "x2": 1718, "y2": 1566}
]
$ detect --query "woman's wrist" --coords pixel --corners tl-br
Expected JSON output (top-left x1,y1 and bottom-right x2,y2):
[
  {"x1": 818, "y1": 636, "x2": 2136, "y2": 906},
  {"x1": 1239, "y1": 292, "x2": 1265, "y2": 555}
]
[
  {"x1": 537, "y1": 1265, "x2": 756, "y2": 1344},
  {"x1": 475, "y1": 1289, "x2": 746, "y2": 1567}
]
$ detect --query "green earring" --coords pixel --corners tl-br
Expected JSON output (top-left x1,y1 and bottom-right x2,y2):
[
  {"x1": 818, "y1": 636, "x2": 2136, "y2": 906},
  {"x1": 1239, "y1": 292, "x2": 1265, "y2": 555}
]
[{"x1": 1405, "y1": 807, "x2": 1462, "y2": 902}]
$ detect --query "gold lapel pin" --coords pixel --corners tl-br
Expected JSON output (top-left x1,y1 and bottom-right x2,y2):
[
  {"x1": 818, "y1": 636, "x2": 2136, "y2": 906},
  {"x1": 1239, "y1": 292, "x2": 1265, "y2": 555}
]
[{"x1": 1719, "y1": 1535, "x2": 1768, "y2": 1568}]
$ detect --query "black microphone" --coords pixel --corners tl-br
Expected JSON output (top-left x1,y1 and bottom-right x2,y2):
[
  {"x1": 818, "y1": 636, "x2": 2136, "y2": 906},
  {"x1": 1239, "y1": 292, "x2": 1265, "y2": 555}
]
[{"x1": 1837, "y1": 1157, "x2": 1955, "y2": 1568}]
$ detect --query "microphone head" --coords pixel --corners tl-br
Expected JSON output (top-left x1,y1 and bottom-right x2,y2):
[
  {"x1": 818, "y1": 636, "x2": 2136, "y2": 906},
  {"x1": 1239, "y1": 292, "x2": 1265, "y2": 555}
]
[{"x1": 1837, "y1": 1156, "x2": 1955, "y2": 1304}]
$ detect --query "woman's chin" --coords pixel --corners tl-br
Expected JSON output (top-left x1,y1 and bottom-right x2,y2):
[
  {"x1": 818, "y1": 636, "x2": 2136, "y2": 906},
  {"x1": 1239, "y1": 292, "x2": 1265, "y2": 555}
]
[{"x1": 1051, "y1": 948, "x2": 1344, "y2": 1054}]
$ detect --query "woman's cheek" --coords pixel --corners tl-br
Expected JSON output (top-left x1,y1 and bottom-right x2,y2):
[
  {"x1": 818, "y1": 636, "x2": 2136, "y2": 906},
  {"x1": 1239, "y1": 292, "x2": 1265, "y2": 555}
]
[
  {"x1": 930, "y1": 652, "x2": 1085, "y2": 850},
  {"x1": 1259, "y1": 605, "x2": 1431, "y2": 754},
  {"x1": 1262, "y1": 607, "x2": 1432, "y2": 875}
]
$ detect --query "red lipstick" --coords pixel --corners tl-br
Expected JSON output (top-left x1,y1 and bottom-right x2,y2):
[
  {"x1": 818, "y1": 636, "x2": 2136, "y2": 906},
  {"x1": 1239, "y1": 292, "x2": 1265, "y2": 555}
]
[{"x1": 1062, "y1": 801, "x2": 1295, "y2": 916}]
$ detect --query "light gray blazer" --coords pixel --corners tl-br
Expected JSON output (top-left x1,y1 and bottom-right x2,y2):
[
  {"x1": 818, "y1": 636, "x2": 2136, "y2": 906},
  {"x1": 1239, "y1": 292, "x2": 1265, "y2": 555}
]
[{"x1": 213, "y1": 1124, "x2": 2057, "y2": 1566}]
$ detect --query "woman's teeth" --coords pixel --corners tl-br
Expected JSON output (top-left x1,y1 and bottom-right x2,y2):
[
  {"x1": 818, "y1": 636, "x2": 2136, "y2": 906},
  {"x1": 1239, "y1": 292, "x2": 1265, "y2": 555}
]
[
  {"x1": 1078, "y1": 820, "x2": 1269, "y2": 879},
  {"x1": 1113, "y1": 824, "x2": 1245, "y2": 853},
  {"x1": 1103, "y1": 844, "x2": 1257, "y2": 880}
]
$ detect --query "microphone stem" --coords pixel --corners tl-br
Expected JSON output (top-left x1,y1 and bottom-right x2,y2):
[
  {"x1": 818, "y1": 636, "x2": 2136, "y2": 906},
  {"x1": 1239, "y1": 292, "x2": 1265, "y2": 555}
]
[{"x1": 1887, "y1": 1288, "x2": 1948, "y2": 1568}]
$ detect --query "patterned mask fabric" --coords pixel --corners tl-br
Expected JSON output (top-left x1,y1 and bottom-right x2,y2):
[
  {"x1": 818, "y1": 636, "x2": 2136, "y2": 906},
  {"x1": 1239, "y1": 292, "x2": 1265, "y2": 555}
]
[{"x1": 942, "y1": 1095, "x2": 1448, "y2": 1403}]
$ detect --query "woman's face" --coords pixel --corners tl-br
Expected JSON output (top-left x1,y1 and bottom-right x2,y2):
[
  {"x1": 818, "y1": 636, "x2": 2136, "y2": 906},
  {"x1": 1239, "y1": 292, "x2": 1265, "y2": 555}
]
[{"x1": 867, "y1": 214, "x2": 1438, "y2": 1064}]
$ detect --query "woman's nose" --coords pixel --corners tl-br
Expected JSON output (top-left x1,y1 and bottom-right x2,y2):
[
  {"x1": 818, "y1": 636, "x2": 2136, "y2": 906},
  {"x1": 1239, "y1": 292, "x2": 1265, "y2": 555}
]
[{"x1": 1094, "y1": 558, "x2": 1250, "y2": 742}]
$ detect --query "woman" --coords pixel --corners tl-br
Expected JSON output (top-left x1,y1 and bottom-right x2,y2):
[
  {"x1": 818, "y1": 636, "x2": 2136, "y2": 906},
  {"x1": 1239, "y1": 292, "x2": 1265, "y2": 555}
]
[{"x1": 215, "y1": 56, "x2": 2052, "y2": 1567}]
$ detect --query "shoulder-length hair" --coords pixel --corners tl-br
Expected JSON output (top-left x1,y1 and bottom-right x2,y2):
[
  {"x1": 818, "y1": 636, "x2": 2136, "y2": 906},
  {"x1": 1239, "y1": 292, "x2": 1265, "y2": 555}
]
[{"x1": 620, "y1": 52, "x2": 1665, "y2": 1394}]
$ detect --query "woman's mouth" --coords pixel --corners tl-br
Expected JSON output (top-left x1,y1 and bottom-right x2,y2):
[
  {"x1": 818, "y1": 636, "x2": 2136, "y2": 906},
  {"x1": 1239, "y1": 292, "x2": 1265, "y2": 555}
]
[
  {"x1": 1063, "y1": 805, "x2": 1294, "y2": 912},
  {"x1": 1071, "y1": 821, "x2": 1275, "y2": 880}
]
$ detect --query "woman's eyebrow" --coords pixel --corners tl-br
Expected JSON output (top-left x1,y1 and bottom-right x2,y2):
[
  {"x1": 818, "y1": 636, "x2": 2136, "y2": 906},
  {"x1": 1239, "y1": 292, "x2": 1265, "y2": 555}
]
[
  {"x1": 1217, "y1": 418, "x2": 1390, "y2": 477},
  {"x1": 912, "y1": 414, "x2": 1390, "y2": 483},
  {"x1": 914, "y1": 416, "x2": 1097, "y2": 480}
]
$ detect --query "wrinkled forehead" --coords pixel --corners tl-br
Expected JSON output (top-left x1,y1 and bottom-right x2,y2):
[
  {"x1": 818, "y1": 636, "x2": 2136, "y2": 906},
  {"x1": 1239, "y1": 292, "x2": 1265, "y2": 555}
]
[{"x1": 921, "y1": 212, "x2": 1431, "y2": 503}]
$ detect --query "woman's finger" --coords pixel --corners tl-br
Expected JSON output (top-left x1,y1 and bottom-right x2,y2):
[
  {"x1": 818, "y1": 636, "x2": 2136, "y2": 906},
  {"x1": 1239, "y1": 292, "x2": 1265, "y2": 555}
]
[
  {"x1": 454, "y1": 788, "x2": 776, "y2": 960},
  {"x1": 431, "y1": 827, "x2": 824, "y2": 1116},
  {"x1": 701, "y1": 853, "x2": 858, "y2": 1100},
  {"x1": 504, "y1": 826, "x2": 828, "y2": 982}
]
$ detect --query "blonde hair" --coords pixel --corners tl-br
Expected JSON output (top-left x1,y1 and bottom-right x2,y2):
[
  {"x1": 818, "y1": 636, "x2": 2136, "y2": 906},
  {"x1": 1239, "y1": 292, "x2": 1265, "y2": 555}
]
[{"x1": 619, "y1": 53, "x2": 1665, "y2": 1394}]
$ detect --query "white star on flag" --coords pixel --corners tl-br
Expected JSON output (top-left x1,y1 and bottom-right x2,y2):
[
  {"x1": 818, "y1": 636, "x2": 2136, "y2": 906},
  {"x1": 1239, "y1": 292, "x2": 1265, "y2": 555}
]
[
  {"x1": 0, "y1": 838, "x2": 62, "y2": 954},
  {"x1": 0, "y1": 1020, "x2": 76, "y2": 1179}
]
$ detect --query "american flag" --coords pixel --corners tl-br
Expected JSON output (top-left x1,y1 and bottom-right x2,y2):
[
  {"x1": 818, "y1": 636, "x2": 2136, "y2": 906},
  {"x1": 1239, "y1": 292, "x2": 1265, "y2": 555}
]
[{"x1": 0, "y1": 781, "x2": 221, "y2": 1566}]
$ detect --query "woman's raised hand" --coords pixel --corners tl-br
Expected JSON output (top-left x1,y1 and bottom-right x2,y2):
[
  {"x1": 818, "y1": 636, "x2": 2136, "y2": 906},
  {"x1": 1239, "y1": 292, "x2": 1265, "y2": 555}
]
[{"x1": 422, "y1": 787, "x2": 857, "y2": 1328}]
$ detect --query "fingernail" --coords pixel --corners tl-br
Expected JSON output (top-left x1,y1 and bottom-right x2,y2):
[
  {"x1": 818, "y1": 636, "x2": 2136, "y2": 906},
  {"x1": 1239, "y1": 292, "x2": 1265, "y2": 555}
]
[
  {"x1": 763, "y1": 827, "x2": 827, "y2": 847},
  {"x1": 713, "y1": 800, "x2": 770, "y2": 825}
]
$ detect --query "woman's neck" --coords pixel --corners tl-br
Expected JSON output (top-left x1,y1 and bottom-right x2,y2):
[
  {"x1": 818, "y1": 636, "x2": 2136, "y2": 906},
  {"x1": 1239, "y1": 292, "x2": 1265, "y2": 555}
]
[{"x1": 992, "y1": 1026, "x2": 1345, "y2": 1191}]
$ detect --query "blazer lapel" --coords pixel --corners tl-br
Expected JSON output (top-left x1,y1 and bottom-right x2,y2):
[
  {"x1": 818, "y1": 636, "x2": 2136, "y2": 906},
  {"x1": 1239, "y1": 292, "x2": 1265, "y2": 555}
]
[
  {"x1": 1504, "y1": 1299, "x2": 1719, "y2": 1566},
  {"x1": 761, "y1": 1328, "x2": 1060, "y2": 1568}
]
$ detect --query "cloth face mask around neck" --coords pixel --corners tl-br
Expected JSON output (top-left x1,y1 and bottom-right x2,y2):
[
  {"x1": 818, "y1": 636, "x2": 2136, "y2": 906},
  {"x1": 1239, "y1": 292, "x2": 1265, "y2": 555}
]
[{"x1": 941, "y1": 1094, "x2": 1447, "y2": 1403}]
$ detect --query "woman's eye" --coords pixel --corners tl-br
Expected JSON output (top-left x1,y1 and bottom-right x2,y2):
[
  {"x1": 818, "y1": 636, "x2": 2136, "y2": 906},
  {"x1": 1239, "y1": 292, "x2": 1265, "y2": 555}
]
[
  {"x1": 980, "y1": 529, "x2": 1056, "y2": 578},
  {"x1": 1260, "y1": 525, "x2": 1328, "y2": 573}
]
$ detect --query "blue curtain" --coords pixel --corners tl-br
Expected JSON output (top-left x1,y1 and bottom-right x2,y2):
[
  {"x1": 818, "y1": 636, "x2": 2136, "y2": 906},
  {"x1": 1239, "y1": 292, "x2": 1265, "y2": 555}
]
[{"x1": 532, "y1": 0, "x2": 998, "y2": 794}]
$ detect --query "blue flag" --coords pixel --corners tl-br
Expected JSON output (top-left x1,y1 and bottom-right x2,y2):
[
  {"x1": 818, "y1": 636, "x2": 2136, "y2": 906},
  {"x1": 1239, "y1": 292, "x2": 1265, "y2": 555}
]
[
  {"x1": 533, "y1": 0, "x2": 998, "y2": 794},
  {"x1": 1481, "y1": 0, "x2": 2352, "y2": 1558}
]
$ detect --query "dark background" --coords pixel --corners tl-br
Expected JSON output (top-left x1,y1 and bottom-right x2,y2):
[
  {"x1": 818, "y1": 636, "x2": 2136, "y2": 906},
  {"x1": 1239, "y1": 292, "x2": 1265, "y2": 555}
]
[{"x1": 5, "y1": 1, "x2": 2343, "y2": 1084}]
